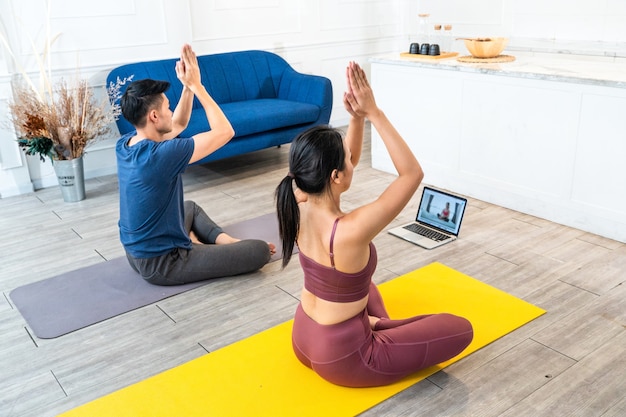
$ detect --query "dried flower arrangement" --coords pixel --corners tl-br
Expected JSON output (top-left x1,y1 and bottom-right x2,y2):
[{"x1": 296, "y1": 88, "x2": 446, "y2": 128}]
[{"x1": 8, "y1": 76, "x2": 133, "y2": 162}]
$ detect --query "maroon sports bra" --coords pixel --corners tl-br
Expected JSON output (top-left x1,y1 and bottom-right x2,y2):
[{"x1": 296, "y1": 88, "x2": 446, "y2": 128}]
[{"x1": 299, "y1": 218, "x2": 377, "y2": 303}]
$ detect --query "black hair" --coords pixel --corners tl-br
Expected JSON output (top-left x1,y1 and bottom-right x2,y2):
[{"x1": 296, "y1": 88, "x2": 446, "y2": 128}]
[
  {"x1": 120, "y1": 79, "x2": 170, "y2": 128},
  {"x1": 275, "y1": 125, "x2": 346, "y2": 268}
]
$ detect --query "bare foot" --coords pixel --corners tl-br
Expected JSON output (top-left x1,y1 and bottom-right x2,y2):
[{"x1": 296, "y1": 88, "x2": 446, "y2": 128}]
[
  {"x1": 215, "y1": 233, "x2": 276, "y2": 256},
  {"x1": 189, "y1": 230, "x2": 202, "y2": 244},
  {"x1": 215, "y1": 232, "x2": 241, "y2": 245}
]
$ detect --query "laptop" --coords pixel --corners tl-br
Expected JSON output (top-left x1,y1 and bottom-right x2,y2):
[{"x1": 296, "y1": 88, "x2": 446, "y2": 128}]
[{"x1": 388, "y1": 186, "x2": 467, "y2": 249}]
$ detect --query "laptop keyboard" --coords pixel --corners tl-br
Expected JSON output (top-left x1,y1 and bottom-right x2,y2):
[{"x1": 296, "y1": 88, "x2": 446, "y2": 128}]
[{"x1": 403, "y1": 223, "x2": 451, "y2": 242}]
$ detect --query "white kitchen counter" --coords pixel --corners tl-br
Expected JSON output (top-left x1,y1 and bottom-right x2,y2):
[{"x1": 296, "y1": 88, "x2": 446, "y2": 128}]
[
  {"x1": 369, "y1": 51, "x2": 626, "y2": 243},
  {"x1": 370, "y1": 50, "x2": 626, "y2": 89}
]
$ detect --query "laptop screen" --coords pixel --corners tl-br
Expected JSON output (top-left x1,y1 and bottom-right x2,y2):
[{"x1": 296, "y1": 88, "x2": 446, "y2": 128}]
[{"x1": 416, "y1": 187, "x2": 467, "y2": 236}]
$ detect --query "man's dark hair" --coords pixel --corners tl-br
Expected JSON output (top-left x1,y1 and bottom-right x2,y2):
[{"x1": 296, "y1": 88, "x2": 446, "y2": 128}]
[{"x1": 120, "y1": 79, "x2": 171, "y2": 128}]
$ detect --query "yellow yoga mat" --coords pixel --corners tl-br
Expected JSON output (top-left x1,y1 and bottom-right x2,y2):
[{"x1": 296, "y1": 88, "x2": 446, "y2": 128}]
[{"x1": 60, "y1": 262, "x2": 545, "y2": 417}]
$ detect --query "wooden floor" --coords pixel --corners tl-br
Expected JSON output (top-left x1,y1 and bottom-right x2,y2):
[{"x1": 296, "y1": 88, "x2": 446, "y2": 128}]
[{"x1": 1, "y1": 127, "x2": 625, "y2": 417}]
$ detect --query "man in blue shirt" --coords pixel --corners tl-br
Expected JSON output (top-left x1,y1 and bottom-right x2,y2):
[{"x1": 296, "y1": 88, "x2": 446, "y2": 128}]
[{"x1": 116, "y1": 44, "x2": 273, "y2": 285}]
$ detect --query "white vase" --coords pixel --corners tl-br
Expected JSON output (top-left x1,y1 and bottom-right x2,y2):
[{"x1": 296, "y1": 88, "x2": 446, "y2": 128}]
[{"x1": 53, "y1": 156, "x2": 85, "y2": 202}]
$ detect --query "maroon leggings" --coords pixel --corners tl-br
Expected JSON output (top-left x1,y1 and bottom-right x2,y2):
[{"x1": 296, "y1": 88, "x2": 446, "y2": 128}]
[{"x1": 292, "y1": 282, "x2": 473, "y2": 387}]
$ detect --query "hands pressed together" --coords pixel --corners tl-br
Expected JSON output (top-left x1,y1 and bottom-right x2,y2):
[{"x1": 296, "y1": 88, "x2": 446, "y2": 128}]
[
  {"x1": 343, "y1": 61, "x2": 378, "y2": 119},
  {"x1": 175, "y1": 44, "x2": 201, "y2": 90}
]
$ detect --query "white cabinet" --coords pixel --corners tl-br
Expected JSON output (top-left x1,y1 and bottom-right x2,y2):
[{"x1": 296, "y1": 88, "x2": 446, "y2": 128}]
[{"x1": 370, "y1": 57, "x2": 626, "y2": 242}]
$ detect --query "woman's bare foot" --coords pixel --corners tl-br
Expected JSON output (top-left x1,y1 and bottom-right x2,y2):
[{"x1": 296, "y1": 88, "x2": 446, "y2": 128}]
[{"x1": 268, "y1": 242, "x2": 277, "y2": 256}]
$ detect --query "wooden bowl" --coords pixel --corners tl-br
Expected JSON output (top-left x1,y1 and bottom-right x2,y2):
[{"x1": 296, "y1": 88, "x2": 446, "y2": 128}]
[{"x1": 463, "y1": 37, "x2": 508, "y2": 58}]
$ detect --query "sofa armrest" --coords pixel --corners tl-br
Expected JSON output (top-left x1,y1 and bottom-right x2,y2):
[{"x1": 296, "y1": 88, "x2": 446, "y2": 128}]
[{"x1": 277, "y1": 68, "x2": 333, "y2": 125}]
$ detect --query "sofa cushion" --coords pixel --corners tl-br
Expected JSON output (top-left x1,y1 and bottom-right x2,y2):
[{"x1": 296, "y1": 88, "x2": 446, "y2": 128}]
[{"x1": 182, "y1": 99, "x2": 321, "y2": 138}]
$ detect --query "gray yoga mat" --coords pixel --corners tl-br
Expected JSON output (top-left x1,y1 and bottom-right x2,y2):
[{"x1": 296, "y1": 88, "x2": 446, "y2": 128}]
[{"x1": 10, "y1": 212, "x2": 290, "y2": 339}]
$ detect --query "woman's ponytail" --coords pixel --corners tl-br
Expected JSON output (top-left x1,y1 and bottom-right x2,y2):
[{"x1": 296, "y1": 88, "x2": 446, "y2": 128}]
[{"x1": 275, "y1": 174, "x2": 299, "y2": 268}]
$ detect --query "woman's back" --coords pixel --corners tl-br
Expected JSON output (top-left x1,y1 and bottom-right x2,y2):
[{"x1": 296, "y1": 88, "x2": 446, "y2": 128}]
[{"x1": 296, "y1": 212, "x2": 374, "y2": 325}]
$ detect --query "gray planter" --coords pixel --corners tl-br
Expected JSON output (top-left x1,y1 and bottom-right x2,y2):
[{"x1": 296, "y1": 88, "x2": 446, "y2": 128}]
[{"x1": 53, "y1": 157, "x2": 85, "y2": 202}]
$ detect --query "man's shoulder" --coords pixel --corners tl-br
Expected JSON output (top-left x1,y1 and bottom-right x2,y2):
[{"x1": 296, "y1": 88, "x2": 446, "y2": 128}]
[
  {"x1": 159, "y1": 137, "x2": 195, "y2": 153},
  {"x1": 116, "y1": 131, "x2": 137, "y2": 149},
  {"x1": 117, "y1": 136, "x2": 194, "y2": 166}
]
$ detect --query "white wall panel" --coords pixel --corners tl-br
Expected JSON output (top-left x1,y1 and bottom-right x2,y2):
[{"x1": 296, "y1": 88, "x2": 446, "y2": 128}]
[
  {"x1": 0, "y1": 72, "x2": 34, "y2": 197},
  {"x1": 506, "y1": 0, "x2": 626, "y2": 43},
  {"x1": 320, "y1": 0, "x2": 398, "y2": 31},
  {"x1": 419, "y1": 0, "x2": 504, "y2": 25},
  {"x1": 604, "y1": 15, "x2": 626, "y2": 43},
  {"x1": 14, "y1": 0, "x2": 168, "y2": 69},
  {"x1": 214, "y1": 0, "x2": 279, "y2": 9},
  {"x1": 190, "y1": 0, "x2": 302, "y2": 40},
  {"x1": 418, "y1": 0, "x2": 626, "y2": 43},
  {"x1": 50, "y1": 0, "x2": 137, "y2": 17},
  {"x1": 608, "y1": 0, "x2": 626, "y2": 14}
]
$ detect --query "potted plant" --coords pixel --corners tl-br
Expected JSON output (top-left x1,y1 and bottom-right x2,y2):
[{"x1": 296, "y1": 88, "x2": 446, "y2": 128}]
[{"x1": 8, "y1": 76, "x2": 129, "y2": 202}]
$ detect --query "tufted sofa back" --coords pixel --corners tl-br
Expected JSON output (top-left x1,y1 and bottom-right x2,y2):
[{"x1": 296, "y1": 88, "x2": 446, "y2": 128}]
[{"x1": 107, "y1": 50, "x2": 292, "y2": 134}]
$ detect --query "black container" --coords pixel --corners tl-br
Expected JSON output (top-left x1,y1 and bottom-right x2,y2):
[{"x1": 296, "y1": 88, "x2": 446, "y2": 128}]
[
  {"x1": 420, "y1": 43, "x2": 430, "y2": 55},
  {"x1": 429, "y1": 44, "x2": 440, "y2": 56},
  {"x1": 409, "y1": 43, "x2": 420, "y2": 54}
]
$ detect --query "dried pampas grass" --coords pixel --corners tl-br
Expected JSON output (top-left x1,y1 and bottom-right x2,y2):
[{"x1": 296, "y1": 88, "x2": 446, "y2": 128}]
[{"x1": 9, "y1": 76, "x2": 118, "y2": 161}]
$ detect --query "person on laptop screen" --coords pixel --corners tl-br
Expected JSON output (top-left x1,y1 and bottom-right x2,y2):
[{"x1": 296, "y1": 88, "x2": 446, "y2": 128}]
[
  {"x1": 275, "y1": 61, "x2": 473, "y2": 387},
  {"x1": 438, "y1": 202, "x2": 451, "y2": 221}
]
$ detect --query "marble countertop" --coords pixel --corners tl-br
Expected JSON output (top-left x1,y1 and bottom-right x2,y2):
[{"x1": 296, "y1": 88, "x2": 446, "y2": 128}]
[
  {"x1": 370, "y1": 48, "x2": 626, "y2": 89},
  {"x1": 507, "y1": 38, "x2": 626, "y2": 58}
]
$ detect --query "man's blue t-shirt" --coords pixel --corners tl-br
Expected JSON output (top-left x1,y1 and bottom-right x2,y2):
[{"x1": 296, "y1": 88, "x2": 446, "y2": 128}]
[{"x1": 116, "y1": 132, "x2": 195, "y2": 258}]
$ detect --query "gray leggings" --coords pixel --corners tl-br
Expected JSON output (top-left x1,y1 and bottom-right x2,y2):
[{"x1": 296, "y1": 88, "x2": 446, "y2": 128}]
[{"x1": 126, "y1": 201, "x2": 271, "y2": 285}]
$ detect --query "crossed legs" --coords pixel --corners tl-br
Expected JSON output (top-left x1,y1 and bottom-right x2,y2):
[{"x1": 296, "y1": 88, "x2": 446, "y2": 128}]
[{"x1": 126, "y1": 201, "x2": 272, "y2": 285}]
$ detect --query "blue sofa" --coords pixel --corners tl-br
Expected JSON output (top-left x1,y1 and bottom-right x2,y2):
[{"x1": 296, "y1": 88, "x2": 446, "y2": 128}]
[{"x1": 107, "y1": 50, "x2": 333, "y2": 165}]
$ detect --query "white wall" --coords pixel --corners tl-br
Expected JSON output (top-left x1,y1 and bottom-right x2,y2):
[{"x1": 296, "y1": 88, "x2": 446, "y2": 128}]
[
  {"x1": 1, "y1": 0, "x2": 625, "y2": 197},
  {"x1": 416, "y1": 0, "x2": 626, "y2": 43},
  {"x1": 0, "y1": 0, "x2": 405, "y2": 197}
]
